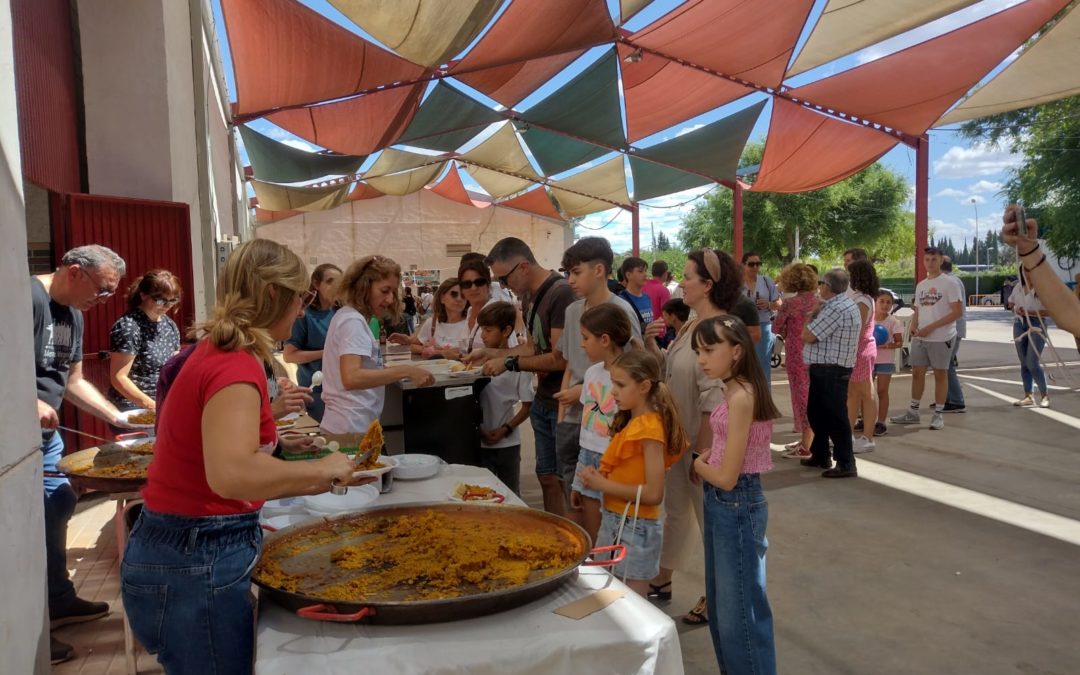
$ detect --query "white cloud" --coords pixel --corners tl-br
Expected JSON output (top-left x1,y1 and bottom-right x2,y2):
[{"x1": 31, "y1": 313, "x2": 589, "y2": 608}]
[
  {"x1": 933, "y1": 142, "x2": 1022, "y2": 179},
  {"x1": 675, "y1": 124, "x2": 705, "y2": 137},
  {"x1": 281, "y1": 139, "x2": 317, "y2": 153},
  {"x1": 967, "y1": 180, "x2": 1003, "y2": 194},
  {"x1": 936, "y1": 188, "x2": 967, "y2": 198}
]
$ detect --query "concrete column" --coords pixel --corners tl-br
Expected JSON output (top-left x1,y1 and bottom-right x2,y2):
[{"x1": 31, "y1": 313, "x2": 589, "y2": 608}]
[{"x1": 0, "y1": 0, "x2": 51, "y2": 670}]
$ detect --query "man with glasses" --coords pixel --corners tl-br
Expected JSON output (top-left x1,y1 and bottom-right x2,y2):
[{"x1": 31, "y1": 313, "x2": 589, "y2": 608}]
[
  {"x1": 743, "y1": 252, "x2": 781, "y2": 387},
  {"x1": 466, "y1": 238, "x2": 576, "y2": 516},
  {"x1": 32, "y1": 244, "x2": 132, "y2": 663}
]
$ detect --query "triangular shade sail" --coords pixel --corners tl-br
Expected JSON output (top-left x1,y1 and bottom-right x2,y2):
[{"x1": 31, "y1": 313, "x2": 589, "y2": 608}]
[
  {"x1": 458, "y1": 124, "x2": 541, "y2": 180},
  {"x1": 255, "y1": 207, "x2": 302, "y2": 224},
  {"x1": 396, "y1": 82, "x2": 504, "y2": 152},
  {"x1": 364, "y1": 148, "x2": 444, "y2": 178},
  {"x1": 267, "y1": 85, "x2": 424, "y2": 156},
  {"x1": 629, "y1": 158, "x2": 711, "y2": 202},
  {"x1": 238, "y1": 125, "x2": 365, "y2": 183},
  {"x1": 635, "y1": 100, "x2": 766, "y2": 181},
  {"x1": 327, "y1": 0, "x2": 502, "y2": 68},
  {"x1": 365, "y1": 162, "x2": 446, "y2": 196},
  {"x1": 618, "y1": 43, "x2": 750, "y2": 143},
  {"x1": 788, "y1": 0, "x2": 980, "y2": 76},
  {"x1": 251, "y1": 179, "x2": 351, "y2": 212},
  {"x1": 751, "y1": 99, "x2": 898, "y2": 193},
  {"x1": 455, "y1": 50, "x2": 587, "y2": 108},
  {"x1": 629, "y1": 0, "x2": 815, "y2": 89},
  {"x1": 520, "y1": 49, "x2": 626, "y2": 151},
  {"x1": 937, "y1": 6, "x2": 1080, "y2": 125},
  {"x1": 551, "y1": 157, "x2": 631, "y2": 215},
  {"x1": 452, "y1": 0, "x2": 615, "y2": 73},
  {"x1": 465, "y1": 165, "x2": 539, "y2": 199},
  {"x1": 429, "y1": 163, "x2": 491, "y2": 208},
  {"x1": 497, "y1": 188, "x2": 565, "y2": 221},
  {"x1": 347, "y1": 183, "x2": 384, "y2": 202},
  {"x1": 517, "y1": 124, "x2": 610, "y2": 177},
  {"x1": 789, "y1": 0, "x2": 1071, "y2": 136},
  {"x1": 621, "y1": 0, "x2": 654, "y2": 23},
  {"x1": 222, "y1": 0, "x2": 427, "y2": 116}
]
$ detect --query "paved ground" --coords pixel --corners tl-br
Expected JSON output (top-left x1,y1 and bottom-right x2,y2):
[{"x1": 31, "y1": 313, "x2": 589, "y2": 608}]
[{"x1": 57, "y1": 308, "x2": 1080, "y2": 674}]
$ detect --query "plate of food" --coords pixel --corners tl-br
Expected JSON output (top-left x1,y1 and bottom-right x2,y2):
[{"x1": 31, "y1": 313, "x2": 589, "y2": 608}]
[
  {"x1": 275, "y1": 412, "x2": 302, "y2": 431},
  {"x1": 393, "y1": 453, "x2": 443, "y2": 480},
  {"x1": 117, "y1": 408, "x2": 156, "y2": 429},
  {"x1": 449, "y1": 482, "x2": 506, "y2": 503}
]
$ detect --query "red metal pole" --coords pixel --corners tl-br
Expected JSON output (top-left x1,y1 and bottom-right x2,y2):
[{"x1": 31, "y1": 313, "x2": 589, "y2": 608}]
[
  {"x1": 733, "y1": 182, "x2": 744, "y2": 262},
  {"x1": 915, "y1": 135, "x2": 929, "y2": 283},
  {"x1": 631, "y1": 204, "x2": 640, "y2": 256}
]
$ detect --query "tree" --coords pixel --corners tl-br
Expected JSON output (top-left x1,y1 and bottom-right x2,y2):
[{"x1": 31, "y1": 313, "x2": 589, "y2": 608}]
[
  {"x1": 679, "y1": 142, "x2": 911, "y2": 265},
  {"x1": 655, "y1": 231, "x2": 672, "y2": 251},
  {"x1": 959, "y1": 95, "x2": 1080, "y2": 259}
]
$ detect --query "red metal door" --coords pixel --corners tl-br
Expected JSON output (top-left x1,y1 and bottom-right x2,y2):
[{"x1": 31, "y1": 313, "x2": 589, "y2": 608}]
[{"x1": 52, "y1": 193, "x2": 195, "y2": 449}]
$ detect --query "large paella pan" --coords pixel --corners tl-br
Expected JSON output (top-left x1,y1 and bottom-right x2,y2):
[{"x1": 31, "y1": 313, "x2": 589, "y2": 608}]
[
  {"x1": 49, "y1": 436, "x2": 155, "y2": 492},
  {"x1": 253, "y1": 502, "x2": 624, "y2": 624}
]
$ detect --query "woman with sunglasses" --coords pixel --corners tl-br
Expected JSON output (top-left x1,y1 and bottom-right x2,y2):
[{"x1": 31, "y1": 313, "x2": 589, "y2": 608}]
[
  {"x1": 459, "y1": 256, "x2": 521, "y2": 353},
  {"x1": 283, "y1": 263, "x2": 342, "y2": 422},
  {"x1": 410, "y1": 277, "x2": 469, "y2": 359},
  {"x1": 108, "y1": 269, "x2": 183, "y2": 412}
]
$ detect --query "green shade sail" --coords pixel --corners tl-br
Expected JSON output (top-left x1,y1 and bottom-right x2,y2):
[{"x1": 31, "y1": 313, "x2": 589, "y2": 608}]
[
  {"x1": 517, "y1": 123, "x2": 609, "y2": 176},
  {"x1": 396, "y1": 82, "x2": 504, "y2": 152},
  {"x1": 239, "y1": 125, "x2": 366, "y2": 183},
  {"x1": 629, "y1": 158, "x2": 710, "y2": 201}
]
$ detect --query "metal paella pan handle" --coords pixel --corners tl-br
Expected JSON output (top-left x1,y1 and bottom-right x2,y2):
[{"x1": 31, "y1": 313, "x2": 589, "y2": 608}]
[
  {"x1": 296, "y1": 604, "x2": 376, "y2": 622},
  {"x1": 583, "y1": 544, "x2": 627, "y2": 567}
]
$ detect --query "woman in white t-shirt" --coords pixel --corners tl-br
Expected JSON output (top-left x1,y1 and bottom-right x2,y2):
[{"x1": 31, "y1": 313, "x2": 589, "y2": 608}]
[
  {"x1": 1010, "y1": 267, "x2": 1052, "y2": 408},
  {"x1": 321, "y1": 256, "x2": 435, "y2": 434},
  {"x1": 410, "y1": 277, "x2": 469, "y2": 359}
]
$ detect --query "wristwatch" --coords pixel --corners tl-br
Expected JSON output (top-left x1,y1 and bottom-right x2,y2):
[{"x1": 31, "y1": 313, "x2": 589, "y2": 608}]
[{"x1": 504, "y1": 355, "x2": 520, "y2": 372}]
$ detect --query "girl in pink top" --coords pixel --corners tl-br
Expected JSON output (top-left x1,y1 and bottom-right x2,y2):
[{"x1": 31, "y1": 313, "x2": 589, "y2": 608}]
[{"x1": 691, "y1": 315, "x2": 781, "y2": 675}]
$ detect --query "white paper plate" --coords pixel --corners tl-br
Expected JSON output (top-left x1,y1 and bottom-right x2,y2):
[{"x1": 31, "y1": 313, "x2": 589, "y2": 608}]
[
  {"x1": 262, "y1": 513, "x2": 316, "y2": 531},
  {"x1": 274, "y1": 412, "x2": 301, "y2": 431},
  {"x1": 351, "y1": 454, "x2": 397, "y2": 479},
  {"x1": 448, "y1": 482, "x2": 506, "y2": 503},
  {"x1": 393, "y1": 454, "x2": 442, "y2": 480},
  {"x1": 116, "y1": 408, "x2": 156, "y2": 429},
  {"x1": 304, "y1": 484, "x2": 380, "y2": 515}
]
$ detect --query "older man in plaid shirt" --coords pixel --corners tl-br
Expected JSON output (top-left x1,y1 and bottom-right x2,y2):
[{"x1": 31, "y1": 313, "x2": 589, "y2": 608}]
[{"x1": 801, "y1": 268, "x2": 862, "y2": 478}]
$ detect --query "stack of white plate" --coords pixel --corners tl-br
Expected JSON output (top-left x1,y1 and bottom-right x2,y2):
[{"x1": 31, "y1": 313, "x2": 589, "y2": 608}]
[
  {"x1": 393, "y1": 453, "x2": 442, "y2": 480},
  {"x1": 302, "y1": 485, "x2": 380, "y2": 515}
]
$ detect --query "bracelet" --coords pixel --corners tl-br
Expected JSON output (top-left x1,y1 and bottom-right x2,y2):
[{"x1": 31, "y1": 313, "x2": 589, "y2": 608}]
[
  {"x1": 1017, "y1": 242, "x2": 1040, "y2": 257},
  {"x1": 1023, "y1": 254, "x2": 1047, "y2": 273}
]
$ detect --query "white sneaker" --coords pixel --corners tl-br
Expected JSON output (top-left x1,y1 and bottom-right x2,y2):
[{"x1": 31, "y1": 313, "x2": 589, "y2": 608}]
[
  {"x1": 1039, "y1": 395, "x2": 1050, "y2": 409},
  {"x1": 1013, "y1": 395, "x2": 1035, "y2": 407},
  {"x1": 891, "y1": 410, "x2": 921, "y2": 424},
  {"x1": 929, "y1": 413, "x2": 944, "y2": 430},
  {"x1": 853, "y1": 436, "x2": 876, "y2": 453}
]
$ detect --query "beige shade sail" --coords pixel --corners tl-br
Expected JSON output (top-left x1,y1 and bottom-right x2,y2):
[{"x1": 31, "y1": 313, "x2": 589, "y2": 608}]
[
  {"x1": 328, "y1": 0, "x2": 502, "y2": 67},
  {"x1": 788, "y1": 0, "x2": 981, "y2": 76},
  {"x1": 365, "y1": 162, "x2": 447, "y2": 196},
  {"x1": 937, "y1": 6, "x2": 1080, "y2": 126},
  {"x1": 251, "y1": 179, "x2": 352, "y2": 212},
  {"x1": 621, "y1": 0, "x2": 654, "y2": 23},
  {"x1": 458, "y1": 124, "x2": 541, "y2": 179},
  {"x1": 364, "y1": 148, "x2": 443, "y2": 178},
  {"x1": 550, "y1": 156, "x2": 631, "y2": 215},
  {"x1": 464, "y1": 164, "x2": 539, "y2": 199}
]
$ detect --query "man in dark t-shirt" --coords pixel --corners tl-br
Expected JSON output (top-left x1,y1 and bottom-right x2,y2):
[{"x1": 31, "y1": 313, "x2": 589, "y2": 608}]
[
  {"x1": 466, "y1": 238, "x2": 575, "y2": 516},
  {"x1": 33, "y1": 245, "x2": 129, "y2": 663}
]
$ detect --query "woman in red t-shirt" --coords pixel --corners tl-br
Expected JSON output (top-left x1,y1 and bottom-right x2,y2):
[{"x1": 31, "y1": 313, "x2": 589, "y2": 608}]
[{"x1": 121, "y1": 239, "x2": 366, "y2": 674}]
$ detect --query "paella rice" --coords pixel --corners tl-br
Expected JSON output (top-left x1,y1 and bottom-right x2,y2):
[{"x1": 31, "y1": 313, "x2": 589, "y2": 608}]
[
  {"x1": 127, "y1": 410, "x2": 156, "y2": 425},
  {"x1": 85, "y1": 460, "x2": 147, "y2": 479}
]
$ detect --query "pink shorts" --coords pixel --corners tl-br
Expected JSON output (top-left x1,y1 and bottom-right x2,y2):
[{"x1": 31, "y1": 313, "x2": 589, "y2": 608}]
[{"x1": 851, "y1": 341, "x2": 876, "y2": 382}]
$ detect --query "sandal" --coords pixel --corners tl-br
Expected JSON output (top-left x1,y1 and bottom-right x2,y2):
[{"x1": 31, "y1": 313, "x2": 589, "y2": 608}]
[
  {"x1": 782, "y1": 444, "x2": 811, "y2": 459},
  {"x1": 647, "y1": 581, "x2": 672, "y2": 601},
  {"x1": 682, "y1": 595, "x2": 709, "y2": 625}
]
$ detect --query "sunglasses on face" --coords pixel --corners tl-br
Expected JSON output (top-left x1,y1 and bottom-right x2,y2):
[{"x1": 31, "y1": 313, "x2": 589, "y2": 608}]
[
  {"x1": 152, "y1": 297, "x2": 181, "y2": 307},
  {"x1": 746, "y1": 261, "x2": 763, "y2": 268},
  {"x1": 497, "y1": 262, "x2": 523, "y2": 286},
  {"x1": 459, "y1": 278, "x2": 489, "y2": 290},
  {"x1": 80, "y1": 267, "x2": 116, "y2": 298}
]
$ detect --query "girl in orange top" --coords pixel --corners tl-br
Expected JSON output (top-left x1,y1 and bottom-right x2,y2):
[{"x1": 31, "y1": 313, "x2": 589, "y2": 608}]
[{"x1": 580, "y1": 350, "x2": 688, "y2": 595}]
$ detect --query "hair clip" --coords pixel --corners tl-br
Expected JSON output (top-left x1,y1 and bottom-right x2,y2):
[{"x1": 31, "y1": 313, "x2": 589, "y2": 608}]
[{"x1": 721, "y1": 317, "x2": 736, "y2": 328}]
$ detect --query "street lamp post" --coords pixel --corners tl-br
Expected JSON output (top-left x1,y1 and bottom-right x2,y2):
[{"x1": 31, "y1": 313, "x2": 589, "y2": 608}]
[{"x1": 971, "y1": 198, "x2": 980, "y2": 298}]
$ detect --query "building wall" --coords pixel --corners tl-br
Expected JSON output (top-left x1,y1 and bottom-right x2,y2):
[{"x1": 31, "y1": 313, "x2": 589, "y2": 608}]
[
  {"x1": 0, "y1": 0, "x2": 50, "y2": 670},
  {"x1": 255, "y1": 190, "x2": 571, "y2": 280}
]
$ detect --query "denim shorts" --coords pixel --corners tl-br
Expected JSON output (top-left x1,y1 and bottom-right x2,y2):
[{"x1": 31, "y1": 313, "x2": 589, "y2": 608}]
[
  {"x1": 873, "y1": 362, "x2": 896, "y2": 375},
  {"x1": 122, "y1": 508, "x2": 262, "y2": 674},
  {"x1": 597, "y1": 508, "x2": 663, "y2": 581},
  {"x1": 530, "y1": 403, "x2": 559, "y2": 476},
  {"x1": 571, "y1": 450, "x2": 603, "y2": 500}
]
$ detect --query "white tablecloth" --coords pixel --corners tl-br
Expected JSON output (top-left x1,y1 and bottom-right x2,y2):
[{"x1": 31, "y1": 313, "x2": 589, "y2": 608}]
[{"x1": 255, "y1": 464, "x2": 684, "y2": 675}]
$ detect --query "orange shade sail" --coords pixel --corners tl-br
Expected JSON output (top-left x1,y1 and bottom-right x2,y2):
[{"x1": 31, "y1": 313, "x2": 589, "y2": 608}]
[
  {"x1": 789, "y1": 0, "x2": 1072, "y2": 136},
  {"x1": 497, "y1": 188, "x2": 565, "y2": 221},
  {"x1": 347, "y1": 183, "x2": 384, "y2": 202},
  {"x1": 222, "y1": 0, "x2": 428, "y2": 116},
  {"x1": 429, "y1": 163, "x2": 491, "y2": 208},
  {"x1": 456, "y1": 50, "x2": 586, "y2": 108},
  {"x1": 751, "y1": 99, "x2": 898, "y2": 194}
]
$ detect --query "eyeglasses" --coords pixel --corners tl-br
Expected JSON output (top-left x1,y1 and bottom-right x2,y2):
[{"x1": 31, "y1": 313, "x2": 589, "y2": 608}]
[
  {"x1": 746, "y1": 261, "x2": 763, "y2": 268},
  {"x1": 301, "y1": 290, "x2": 318, "y2": 308},
  {"x1": 153, "y1": 297, "x2": 181, "y2": 307},
  {"x1": 459, "y1": 278, "x2": 489, "y2": 290},
  {"x1": 497, "y1": 262, "x2": 523, "y2": 286},
  {"x1": 80, "y1": 267, "x2": 117, "y2": 298},
  {"x1": 447, "y1": 290, "x2": 462, "y2": 299}
]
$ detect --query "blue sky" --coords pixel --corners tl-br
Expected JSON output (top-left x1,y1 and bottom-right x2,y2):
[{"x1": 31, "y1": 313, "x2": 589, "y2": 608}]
[{"x1": 215, "y1": 0, "x2": 1029, "y2": 255}]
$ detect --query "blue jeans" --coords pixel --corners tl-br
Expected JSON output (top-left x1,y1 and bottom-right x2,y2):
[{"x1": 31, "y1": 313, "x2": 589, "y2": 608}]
[
  {"x1": 1014, "y1": 317, "x2": 1048, "y2": 395},
  {"x1": 43, "y1": 430, "x2": 78, "y2": 612},
  {"x1": 754, "y1": 323, "x2": 774, "y2": 388},
  {"x1": 122, "y1": 508, "x2": 262, "y2": 675},
  {"x1": 946, "y1": 336, "x2": 965, "y2": 407},
  {"x1": 530, "y1": 402, "x2": 559, "y2": 476},
  {"x1": 704, "y1": 476, "x2": 776, "y2": 675}
]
